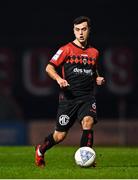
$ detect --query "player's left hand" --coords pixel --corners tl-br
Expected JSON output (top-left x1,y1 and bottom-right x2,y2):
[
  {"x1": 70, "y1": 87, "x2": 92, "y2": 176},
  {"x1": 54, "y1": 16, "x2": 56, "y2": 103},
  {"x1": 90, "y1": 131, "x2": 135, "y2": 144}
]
[{"x1": 96, "y1": 76, "x2": 105, "y2": 85}]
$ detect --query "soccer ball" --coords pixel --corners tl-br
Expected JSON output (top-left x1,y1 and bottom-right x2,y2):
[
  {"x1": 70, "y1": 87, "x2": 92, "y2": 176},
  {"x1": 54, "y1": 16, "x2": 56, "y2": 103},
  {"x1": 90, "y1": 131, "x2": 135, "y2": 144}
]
[{"x1": 74, "y1": 146, "x2": 96, "y2": 167}]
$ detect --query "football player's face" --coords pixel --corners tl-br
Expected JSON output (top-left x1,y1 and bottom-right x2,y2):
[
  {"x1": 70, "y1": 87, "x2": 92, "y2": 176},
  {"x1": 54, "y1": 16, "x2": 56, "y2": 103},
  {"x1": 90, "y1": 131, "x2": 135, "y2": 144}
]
[{"x1": 73, "y1": 22, "x2": 90, "y2": 43}]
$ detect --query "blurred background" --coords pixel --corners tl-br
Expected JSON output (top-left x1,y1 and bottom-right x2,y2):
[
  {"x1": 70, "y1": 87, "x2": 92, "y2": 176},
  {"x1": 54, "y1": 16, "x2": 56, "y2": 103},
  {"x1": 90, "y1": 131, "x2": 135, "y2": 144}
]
[{"x1": 0, "y1": 0, "x2": 137, "y2": 146}]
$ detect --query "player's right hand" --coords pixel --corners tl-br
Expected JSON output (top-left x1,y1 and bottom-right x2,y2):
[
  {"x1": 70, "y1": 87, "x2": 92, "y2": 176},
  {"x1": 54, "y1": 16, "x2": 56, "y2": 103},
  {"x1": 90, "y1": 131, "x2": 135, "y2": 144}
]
[{"x1": 57, "y1": 77, "x2": 70, "y2": 88}]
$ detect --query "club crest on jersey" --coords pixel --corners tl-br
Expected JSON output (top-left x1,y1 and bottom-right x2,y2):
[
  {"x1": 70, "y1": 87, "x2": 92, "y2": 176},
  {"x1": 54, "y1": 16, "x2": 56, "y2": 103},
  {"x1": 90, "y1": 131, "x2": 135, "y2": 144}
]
[
  {"x1": 59, "y1": 115, "x2": 70, "y2": 126},
  {"x1": 81, "y1": 54, "x2": 88, "y2": 65}
]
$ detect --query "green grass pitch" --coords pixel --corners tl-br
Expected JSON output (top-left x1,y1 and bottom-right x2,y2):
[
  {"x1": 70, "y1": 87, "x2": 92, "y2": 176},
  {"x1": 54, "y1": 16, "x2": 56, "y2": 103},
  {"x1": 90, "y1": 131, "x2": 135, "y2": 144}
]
[{"x1": 0, "y1": 146, "x2": 138, "y2": 179}]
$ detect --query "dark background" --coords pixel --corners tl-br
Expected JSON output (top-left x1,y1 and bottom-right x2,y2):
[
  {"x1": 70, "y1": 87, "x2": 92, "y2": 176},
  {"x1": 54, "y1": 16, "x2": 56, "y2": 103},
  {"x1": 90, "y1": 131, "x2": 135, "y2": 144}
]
[{"x1": 0, "y1": 0, "x2": 138, "y2": 121}]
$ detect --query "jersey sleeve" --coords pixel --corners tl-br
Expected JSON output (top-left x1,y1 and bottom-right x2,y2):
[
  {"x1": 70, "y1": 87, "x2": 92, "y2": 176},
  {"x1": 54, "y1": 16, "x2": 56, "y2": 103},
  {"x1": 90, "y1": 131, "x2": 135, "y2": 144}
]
[{"x1": 49, "y1": 46, "x2": 68, "y2": 67}]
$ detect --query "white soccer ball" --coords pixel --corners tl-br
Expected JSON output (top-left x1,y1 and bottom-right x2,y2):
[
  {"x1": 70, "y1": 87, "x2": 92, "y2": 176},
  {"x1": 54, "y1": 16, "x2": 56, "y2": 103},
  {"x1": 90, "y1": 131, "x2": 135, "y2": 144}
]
[{"x1": 74, "y1": 146, "x2": 96, "y2": 167}]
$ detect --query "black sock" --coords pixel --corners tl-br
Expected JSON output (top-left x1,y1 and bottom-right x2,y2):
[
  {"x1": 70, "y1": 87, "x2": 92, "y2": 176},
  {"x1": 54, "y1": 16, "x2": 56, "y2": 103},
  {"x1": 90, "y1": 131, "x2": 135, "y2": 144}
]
[
  {"x1": 80, "y1": 129, "x2": 94, "y2": 147},
  {"x1": 39, "y1": 133, "x2": 57, "y2": 154}
]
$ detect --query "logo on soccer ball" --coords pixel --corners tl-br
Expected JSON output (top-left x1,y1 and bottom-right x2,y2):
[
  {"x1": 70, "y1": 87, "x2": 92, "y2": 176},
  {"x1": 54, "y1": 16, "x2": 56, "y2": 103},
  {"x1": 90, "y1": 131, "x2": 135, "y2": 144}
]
[
  {"x1": 59, "y1": 115, "x2": 70, "y2": 125},
  {"x1": 80, "y1": 149, "x2": 93, "y2": 164}
]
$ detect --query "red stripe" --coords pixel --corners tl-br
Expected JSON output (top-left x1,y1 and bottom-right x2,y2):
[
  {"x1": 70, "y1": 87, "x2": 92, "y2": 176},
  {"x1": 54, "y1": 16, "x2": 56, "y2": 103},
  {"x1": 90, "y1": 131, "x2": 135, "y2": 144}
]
[{"x1": 62, "y1": 66, "x2": 65, "y2": 79}]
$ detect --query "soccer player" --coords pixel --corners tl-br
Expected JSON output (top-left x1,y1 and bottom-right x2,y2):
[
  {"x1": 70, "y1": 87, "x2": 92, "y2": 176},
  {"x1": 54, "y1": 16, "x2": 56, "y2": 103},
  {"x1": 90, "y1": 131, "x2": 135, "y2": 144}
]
[{"x1": 35, "y1": 16, "x2": 105, "y2": 167}]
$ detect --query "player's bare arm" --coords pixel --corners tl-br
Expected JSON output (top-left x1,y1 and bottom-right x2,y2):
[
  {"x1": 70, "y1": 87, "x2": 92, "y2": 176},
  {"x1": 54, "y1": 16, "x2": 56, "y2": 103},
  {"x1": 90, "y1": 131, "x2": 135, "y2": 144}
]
[{"x1": 46, "y1": 64, "x2": 70, "y2": 88}]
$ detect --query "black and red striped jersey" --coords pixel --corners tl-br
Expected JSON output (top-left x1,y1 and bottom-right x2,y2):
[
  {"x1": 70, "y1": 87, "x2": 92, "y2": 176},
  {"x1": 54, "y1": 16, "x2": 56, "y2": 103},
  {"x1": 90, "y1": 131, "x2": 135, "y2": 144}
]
[{"x1": 49, "y1": 42, "x2": 99, "y2": 100}]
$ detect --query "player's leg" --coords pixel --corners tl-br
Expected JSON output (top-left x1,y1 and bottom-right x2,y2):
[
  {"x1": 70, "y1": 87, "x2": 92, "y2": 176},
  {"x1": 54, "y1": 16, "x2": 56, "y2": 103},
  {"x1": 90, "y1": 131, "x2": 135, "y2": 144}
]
[
  {"x1": 35, "y1": 100, "x2": 77, "y2": 167},
  {"x1": 35, "y1": 131, "x2": 67, "y2": 167},
  {"x1": 77, "y1": 98, "x2": 97, "y2": 167},
  {"x1": 78, "y1": 97, "x2": 97, "y2": 148},
  {"x1": 39, "y1": 130, "x2": 67, "y2": 154},
  {"x1": 80, "y1": 116, "x2": 97, "y2": 167},
  {"x1": 80, "y1": 116, "x2": 94, "y2": 147}
]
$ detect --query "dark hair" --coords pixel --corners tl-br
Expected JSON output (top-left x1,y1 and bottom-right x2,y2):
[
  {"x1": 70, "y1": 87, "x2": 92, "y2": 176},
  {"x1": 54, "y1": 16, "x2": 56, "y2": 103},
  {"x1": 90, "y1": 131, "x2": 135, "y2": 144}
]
[{"x1": 73, "y1": 16, "x2": 91, "y2": 28}]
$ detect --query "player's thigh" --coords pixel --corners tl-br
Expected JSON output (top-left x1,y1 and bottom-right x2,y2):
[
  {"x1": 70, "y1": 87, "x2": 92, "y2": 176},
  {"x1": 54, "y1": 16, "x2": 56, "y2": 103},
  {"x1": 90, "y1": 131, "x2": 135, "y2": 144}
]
[
  {"x1": 56, "y1": 101, "x2": 79, "y2": 132},
  {"x1": 77, "y1": 97, "x2": 97, "y2": 125}
]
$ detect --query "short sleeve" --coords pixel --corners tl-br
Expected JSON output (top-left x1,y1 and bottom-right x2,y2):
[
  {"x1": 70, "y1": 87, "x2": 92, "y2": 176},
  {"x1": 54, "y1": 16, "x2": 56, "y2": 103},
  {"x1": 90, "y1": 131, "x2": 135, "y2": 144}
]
[{"x1": 49, "y1": 46, "x2": 67, "y2": 67}]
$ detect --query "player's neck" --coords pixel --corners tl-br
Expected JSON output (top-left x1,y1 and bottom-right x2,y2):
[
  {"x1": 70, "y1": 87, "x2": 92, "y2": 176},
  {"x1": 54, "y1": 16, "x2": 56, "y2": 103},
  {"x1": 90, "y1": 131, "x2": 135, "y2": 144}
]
[{"x1": 73, "y1": 39, "x2": 88, "y2": 49}]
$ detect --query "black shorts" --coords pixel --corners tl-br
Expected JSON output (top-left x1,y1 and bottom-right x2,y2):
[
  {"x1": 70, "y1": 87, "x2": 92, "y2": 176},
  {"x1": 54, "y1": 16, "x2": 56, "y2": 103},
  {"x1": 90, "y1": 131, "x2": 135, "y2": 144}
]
[{"x1": 55, "y1": 97, "x2": 97, "y2": 132}]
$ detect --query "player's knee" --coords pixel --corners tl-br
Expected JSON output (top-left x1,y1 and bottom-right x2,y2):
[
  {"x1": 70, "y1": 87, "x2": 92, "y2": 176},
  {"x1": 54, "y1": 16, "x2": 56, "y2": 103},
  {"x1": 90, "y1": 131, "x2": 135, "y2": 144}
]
[
  {"x1": 81, "y1": 116, "x2": 94, "y2": 129},
  {"x1": 53, "y1": 131, "x2": 66, "y2": 143}
]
